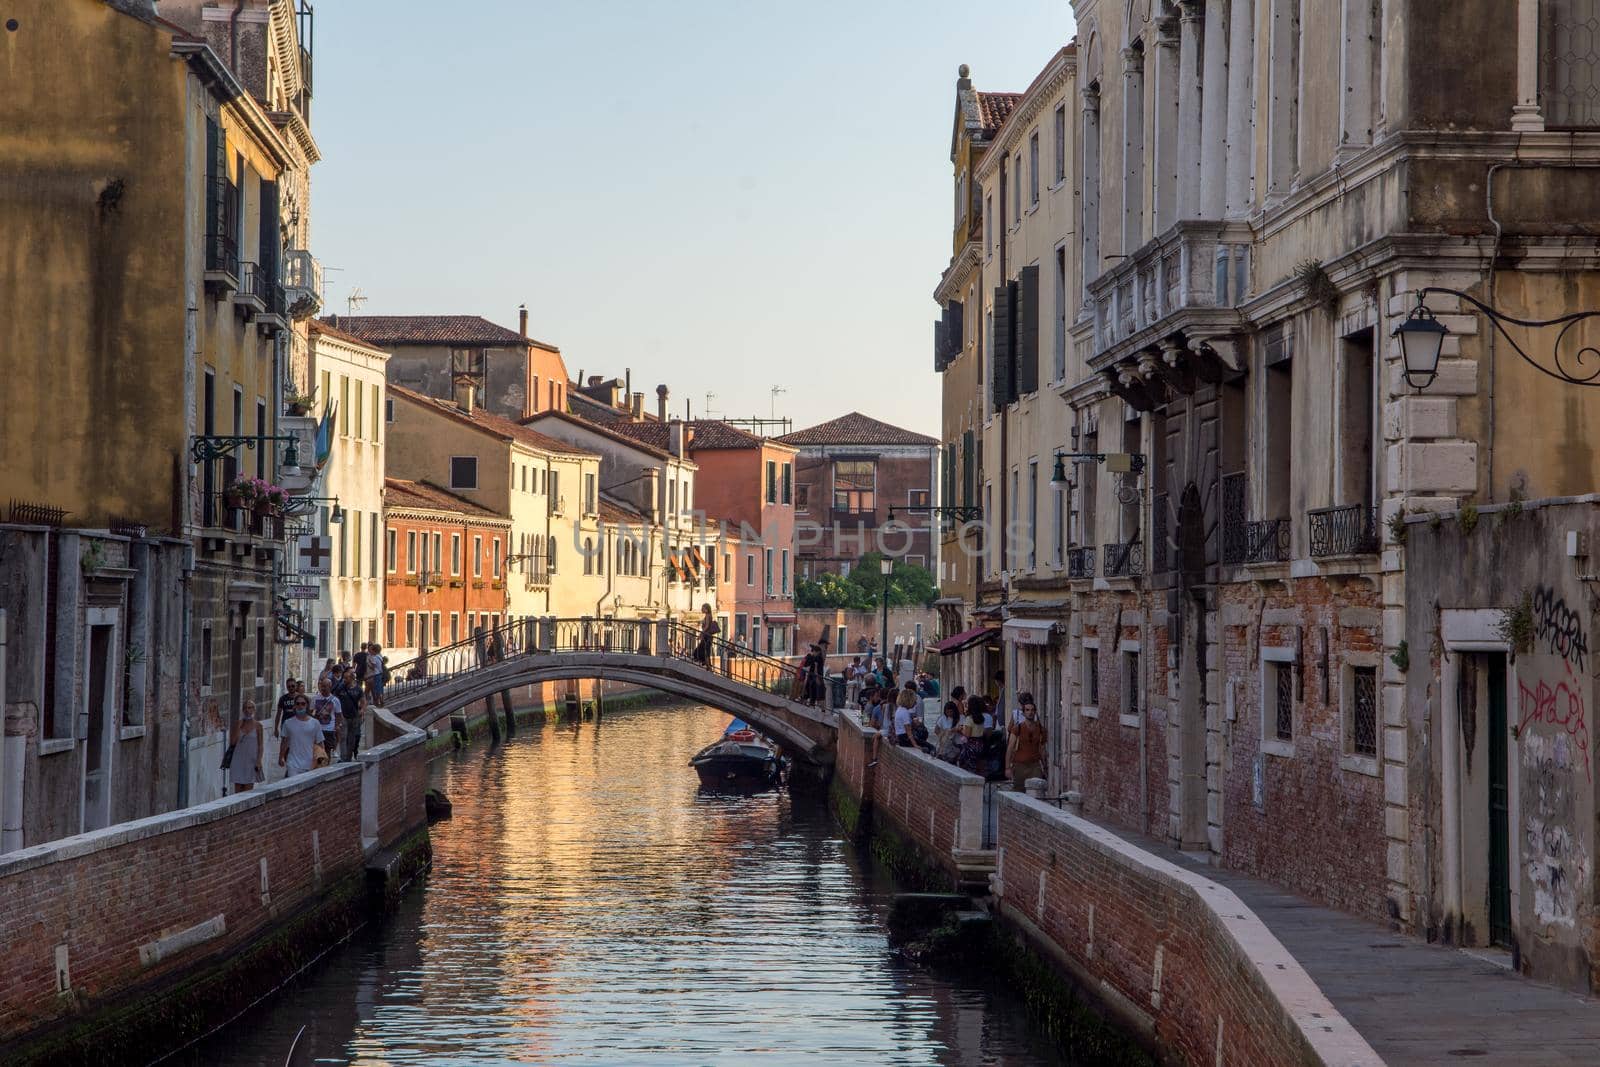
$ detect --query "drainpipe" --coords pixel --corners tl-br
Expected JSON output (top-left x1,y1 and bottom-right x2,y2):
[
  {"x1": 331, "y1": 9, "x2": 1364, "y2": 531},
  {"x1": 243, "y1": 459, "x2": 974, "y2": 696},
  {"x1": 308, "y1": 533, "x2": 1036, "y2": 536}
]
[
  {"x1": 176, "y1": 546, "x2": 193, "y2": 810},
  {"x1": 229, "y1": 0, "x2": 245, "y2": 71},
  {"x1": 0, "y1": 609, "x2": 22, "y2": 854}
]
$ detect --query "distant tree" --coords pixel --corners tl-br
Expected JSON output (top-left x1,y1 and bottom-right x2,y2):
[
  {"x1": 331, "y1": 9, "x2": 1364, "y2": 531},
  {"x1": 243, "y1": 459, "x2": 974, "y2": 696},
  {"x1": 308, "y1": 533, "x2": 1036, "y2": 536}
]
[{"x1": 847, "y1": 552, "x2": 939, "y2": 609}]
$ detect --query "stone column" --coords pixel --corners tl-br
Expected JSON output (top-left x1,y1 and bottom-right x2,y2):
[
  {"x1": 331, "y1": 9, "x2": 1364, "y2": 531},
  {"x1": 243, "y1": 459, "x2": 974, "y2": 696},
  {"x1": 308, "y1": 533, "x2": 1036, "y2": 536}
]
[
  {"x1": 1176, "y1": 1, "x2": 1204, "y2": 220},
  {"x1": 1223, "y1": 0, "x2": 1255, "y2": 217},
  {"x1": 1336, "y1": 0, "x2": 1374, "y2": 162},
  {"x1": 1199, "y1": 0, "x2": 1230, "y2": 218},
  {"x1": 1122, "y1": 46, "x2": 1147, "y2": 251},
  {"x1": 1153, "y1": 16, "x2": 1182, "y2": 233},
  {"x1": 1080, "y1": 84, "x2": 1102, "y2": 296},
  {"x1": 1511, "y1": 0, "x2": 1545, "y2": 131}
]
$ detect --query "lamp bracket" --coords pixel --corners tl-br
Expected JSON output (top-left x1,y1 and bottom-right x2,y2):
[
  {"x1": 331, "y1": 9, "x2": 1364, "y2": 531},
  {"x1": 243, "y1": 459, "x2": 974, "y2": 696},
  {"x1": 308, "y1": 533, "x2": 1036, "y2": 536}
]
[{"x1": 1412, "y1": 286, "x2": 1600, "y2": 388}]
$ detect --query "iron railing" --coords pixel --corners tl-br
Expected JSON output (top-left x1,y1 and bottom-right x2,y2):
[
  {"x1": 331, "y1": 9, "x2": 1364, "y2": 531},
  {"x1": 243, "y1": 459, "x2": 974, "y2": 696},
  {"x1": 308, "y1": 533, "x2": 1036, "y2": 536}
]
[
  {"x1": 1102, "y1": 540, "x2": 1144, "y2": 578},
  {"x1": 381, "y1": 616, "x2": 830, "y2": 709},
  {"x1": 1307, "y1": 503, "x2": 1378, "y2": 558},
  {"x1": 205, "y1": 229, "x2": 237, "y2": 276},
  {"x1": 1067, "y1": 546, "x2": 1095, "y2": 579},
  {"x1": 1242, "y1": 518, "x2": 1291, "y2": 564},
  {"x1": 239, "y1": 261, "x2": 269, "y2": 307},
  {"x1": 1150, "y1": 493, "x2": 1169, "y2": 573},
  {"x1": 1221, "y1": 471, "x2": 1247, "y2": 565}
]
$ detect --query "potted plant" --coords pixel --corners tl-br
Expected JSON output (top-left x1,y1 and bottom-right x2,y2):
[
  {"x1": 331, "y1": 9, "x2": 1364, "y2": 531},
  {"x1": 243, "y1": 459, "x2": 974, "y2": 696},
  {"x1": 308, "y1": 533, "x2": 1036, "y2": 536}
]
[
  {"x1": 284, "y1": 388, "x2": 316, "y2": 417},
  {"x1": 224, "y1": 476, "x2": 258, "y2": 511}
]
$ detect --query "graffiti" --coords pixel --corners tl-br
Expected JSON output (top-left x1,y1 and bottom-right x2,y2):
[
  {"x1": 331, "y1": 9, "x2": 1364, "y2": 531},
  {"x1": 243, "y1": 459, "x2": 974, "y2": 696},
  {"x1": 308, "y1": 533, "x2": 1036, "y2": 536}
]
[
  {"x1": 1518, "y1": 662, "x2": 1592, "y2": 782},
  {"x1": 1532, "y1": 586, "x2": 1588, "y2": 671},
  {"x1": 1522, "y1": 731, "x2": 1588, "y2": 929}
]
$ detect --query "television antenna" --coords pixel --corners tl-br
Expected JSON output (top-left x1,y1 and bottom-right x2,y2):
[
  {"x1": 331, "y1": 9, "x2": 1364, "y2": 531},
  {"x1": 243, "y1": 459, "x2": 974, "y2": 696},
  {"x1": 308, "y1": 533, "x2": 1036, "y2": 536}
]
[
  {"x1": 770, "y1": 385, "x2": 787, "y2": 420},
  {"x1": 345, "y1": 287, "x2": 368, "y2": 318},
  {"x1": 704, "y1": 392, "x2": 718, "y2": 419}
]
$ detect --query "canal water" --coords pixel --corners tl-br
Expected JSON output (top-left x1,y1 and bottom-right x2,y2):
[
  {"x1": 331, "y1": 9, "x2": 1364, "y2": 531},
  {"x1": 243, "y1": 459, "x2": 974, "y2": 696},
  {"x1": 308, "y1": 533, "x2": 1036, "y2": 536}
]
[{"x1": 186, "y1": 703, "x2": 1065, "y2": 1066}]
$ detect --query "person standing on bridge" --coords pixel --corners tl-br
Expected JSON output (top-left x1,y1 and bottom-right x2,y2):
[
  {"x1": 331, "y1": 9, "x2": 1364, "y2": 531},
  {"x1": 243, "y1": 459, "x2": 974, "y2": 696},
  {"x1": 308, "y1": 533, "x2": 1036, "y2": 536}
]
[
  {"x1": 279, "y1": 696, "x2": 322, "y2": 778},
  {"x1": 335, "y1": 667, "x2": 366, "y2": 762},
  {"x1": 694, "y1": 603, "x2": 718, "y2": 665},
  {"x1": 226, "y1": 699, "x2": 264, "y2": 792},
  {"x1": 1006, "y1": 697, "x2": 1047, "y2": 792},
  {"x1": 368, "y1": 644, "x2": 387, "y2": 706}
]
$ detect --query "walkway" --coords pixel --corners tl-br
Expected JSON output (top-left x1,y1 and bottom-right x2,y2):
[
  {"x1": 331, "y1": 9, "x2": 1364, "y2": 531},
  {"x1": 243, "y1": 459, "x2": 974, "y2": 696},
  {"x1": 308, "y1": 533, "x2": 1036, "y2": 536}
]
[{"x1": 1107, "y1": 825, "x2": 1600, "y2": 1065}]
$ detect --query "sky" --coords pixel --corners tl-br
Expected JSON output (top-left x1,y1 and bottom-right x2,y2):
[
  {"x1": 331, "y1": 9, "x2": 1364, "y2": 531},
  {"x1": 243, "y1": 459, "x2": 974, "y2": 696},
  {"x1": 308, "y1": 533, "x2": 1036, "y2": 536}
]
[{"x1": 311, "y1": 1, "x2": 1076, "y2": 436}]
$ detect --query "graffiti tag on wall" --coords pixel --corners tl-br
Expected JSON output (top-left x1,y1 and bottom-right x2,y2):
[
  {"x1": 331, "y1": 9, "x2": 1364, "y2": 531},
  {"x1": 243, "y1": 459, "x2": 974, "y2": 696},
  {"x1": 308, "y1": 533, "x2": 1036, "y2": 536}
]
[
  {"x1": 1533, "y1": 586, "x2": 1588, "y2": 671},
  {"x1": 1518, "y1": 663, "x2": 1592, "y2": 783},
  {"x1": 1522, "y1": 731, "x2": 1589, "y2": 929}
]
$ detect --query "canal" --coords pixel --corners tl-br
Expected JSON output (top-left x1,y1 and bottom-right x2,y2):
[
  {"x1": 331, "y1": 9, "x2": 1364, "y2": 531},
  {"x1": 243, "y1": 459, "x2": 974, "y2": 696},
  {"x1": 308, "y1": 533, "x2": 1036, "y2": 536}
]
[{"x1": 185, "y1": 702, "x2": 1066, "y2": 1065}]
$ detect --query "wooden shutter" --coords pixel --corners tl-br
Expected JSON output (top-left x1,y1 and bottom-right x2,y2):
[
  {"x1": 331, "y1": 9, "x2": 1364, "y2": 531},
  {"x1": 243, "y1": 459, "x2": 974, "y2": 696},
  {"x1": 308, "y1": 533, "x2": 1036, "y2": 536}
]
[
  {"x1": 961, "y1": 430, "x2": 975, "y2": 507},
  {"x1": 259, "y1": 179, "x2": 280, "y2": 292},
  {"x1": 933, "y1": 313, "x2": 947, "y2": 372},
  {"x1": 1016, "y1": 266, "x2": 1040, "y2": 396},
  {"x1": 204, "y1": 119, "x2": 228, "y2": 267},
  {"x1": 991, "y1": 285, "x2": 1013, "y2": 412}
]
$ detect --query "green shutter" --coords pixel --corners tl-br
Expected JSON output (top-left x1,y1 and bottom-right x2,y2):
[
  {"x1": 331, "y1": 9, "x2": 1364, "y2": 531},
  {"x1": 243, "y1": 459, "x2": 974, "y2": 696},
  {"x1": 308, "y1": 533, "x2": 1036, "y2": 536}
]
[{"x1": 1016, "y1": 265, "x2": 1040, "y2": 396}]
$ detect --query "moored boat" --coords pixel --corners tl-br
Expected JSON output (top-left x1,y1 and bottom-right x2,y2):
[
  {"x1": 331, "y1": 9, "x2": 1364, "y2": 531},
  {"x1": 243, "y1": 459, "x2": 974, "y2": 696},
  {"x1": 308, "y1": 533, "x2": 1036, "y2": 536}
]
[{"x1": 690, "y1": 720, "x2": 782, "y2": 789}]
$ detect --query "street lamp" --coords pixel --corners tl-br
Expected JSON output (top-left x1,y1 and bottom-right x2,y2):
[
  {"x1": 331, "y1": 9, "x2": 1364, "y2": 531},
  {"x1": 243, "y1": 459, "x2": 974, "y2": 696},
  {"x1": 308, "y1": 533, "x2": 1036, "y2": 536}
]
[
  {"x1": 1051, "y1": 451, "x2": 1145, "y2": 489},
  {"x1": 879, "y1": 556, "x2": 894, "y2": 672},
  {"x1": 1397, "y1": 287, "x2": 1600, "y2": 390}
]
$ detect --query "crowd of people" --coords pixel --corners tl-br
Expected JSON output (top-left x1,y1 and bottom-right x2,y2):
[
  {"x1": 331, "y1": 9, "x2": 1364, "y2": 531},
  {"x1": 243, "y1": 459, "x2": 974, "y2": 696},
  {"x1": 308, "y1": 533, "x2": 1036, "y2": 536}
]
[
  {"x1": 223, "y1": 643, "x2": 388, "y2": 793},
  {"x1": 851, "y1": 665, "x2": 1048, "y2": 791}
]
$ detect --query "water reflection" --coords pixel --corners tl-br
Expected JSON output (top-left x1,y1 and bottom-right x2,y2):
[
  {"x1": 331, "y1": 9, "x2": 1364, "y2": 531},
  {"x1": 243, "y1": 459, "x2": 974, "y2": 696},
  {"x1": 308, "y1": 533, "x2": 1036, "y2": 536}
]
[{"x1": 188, "y1": 705, "x2": 1060, "y2": 1065}]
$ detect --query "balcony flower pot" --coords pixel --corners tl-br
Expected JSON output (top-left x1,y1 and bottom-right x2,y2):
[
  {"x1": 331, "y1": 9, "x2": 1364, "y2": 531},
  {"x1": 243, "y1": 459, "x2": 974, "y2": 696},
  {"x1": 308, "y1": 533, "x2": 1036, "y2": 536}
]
[
  {"x1": 253, "y1": 498, "x2": 274, "y2": 517},
  {"x1": 224, "y1": 488, "x2": 249, "y2": 510}
]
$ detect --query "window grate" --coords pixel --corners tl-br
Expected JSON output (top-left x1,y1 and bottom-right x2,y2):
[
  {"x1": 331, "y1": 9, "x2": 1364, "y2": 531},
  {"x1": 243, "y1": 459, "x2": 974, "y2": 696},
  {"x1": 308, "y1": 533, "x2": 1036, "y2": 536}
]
[
  {"x1": 1274, "y1": 662, "x2": 1294, "y2": 741},
  {"x1": 1351, "y1": 665, "x2": 1378, "y2": 757},
  {"x1": 1542, "y1": 0, "x2": 1600, "y2": 128}
]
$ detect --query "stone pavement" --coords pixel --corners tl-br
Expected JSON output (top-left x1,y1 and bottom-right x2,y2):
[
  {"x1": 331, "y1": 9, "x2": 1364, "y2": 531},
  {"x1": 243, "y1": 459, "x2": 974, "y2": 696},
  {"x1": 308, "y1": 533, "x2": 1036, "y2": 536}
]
[{"x1": 1133, "y1": 833, "x2": 1600, "y2": 1065}]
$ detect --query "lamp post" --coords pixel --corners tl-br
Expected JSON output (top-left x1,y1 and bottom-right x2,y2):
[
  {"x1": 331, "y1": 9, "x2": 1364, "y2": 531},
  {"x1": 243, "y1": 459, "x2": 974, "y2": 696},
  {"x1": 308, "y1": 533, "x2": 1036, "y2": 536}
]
[
  {"x1": 1395, "y1": 287, "x2": 1600, "y2": 389},
  {"x1": 879, "y1": 556, "x2": 894, "y2": 671}
]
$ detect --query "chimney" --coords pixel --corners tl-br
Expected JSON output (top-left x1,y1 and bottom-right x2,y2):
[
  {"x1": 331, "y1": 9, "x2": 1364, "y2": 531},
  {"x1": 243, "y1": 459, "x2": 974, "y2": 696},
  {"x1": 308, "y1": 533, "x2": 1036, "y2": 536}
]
[
  {"x1": 625, "y1": 368, "x2": 633, "y2": 404},
  {"x1": 656, "y1": 383, "x2": 669, "y2": 421},
  {"x1": 668, "y1": 419, "x2": 685, "y2": 458},
  {"x1": 518, "y1": 303, "x2": 529, "y2": 338},
  {"x1": 630, "y1": 392, "x2": 644, "y2": 420},
  {"x1": 455, "y1": 379, "x2": 477, "y2": 413}
]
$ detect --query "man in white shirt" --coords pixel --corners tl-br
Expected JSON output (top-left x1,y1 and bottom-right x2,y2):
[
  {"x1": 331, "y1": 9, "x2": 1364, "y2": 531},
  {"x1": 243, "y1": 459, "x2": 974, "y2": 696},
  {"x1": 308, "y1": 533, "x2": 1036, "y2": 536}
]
[
  {"x1": 278, "y1": 699, "x2": 323, "y2": 777},
  {"x1": 893, "y1": 699, "x2": 915, "y2": 747}
]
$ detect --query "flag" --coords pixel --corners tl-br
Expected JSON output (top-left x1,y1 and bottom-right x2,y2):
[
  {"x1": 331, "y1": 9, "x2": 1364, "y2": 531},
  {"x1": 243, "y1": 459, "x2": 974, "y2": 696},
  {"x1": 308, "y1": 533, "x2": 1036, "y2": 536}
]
[{"x1": 314, "y1": 402, "x2": 336, "y2": 471}]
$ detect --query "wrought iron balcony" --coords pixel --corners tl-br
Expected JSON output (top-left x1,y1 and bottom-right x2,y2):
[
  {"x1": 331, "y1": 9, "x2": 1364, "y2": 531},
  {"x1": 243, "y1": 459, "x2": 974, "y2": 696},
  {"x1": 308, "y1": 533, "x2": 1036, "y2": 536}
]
[
  {"x1": 236, "y1": 262, "x2": 268, "y2": 318},
  {"x1": 1102, "y1": 540, "x2": 1145, "y2": 579},
  {"x1": 1242, "y1": 518, "x2": 1291, "y2": 564},
  {"x1": 1066, "y1": 546, "x2": 1095, "y2": 580},
  {"x1": 1083, "y1": 221, "x2": 1253, "y2": 361},
  {"x1": 1307, "y1": 503, "x2": 1379, "y2": 558},
  {"x1": 204, "y1": 231, "x2": 238, "y2": 294}
]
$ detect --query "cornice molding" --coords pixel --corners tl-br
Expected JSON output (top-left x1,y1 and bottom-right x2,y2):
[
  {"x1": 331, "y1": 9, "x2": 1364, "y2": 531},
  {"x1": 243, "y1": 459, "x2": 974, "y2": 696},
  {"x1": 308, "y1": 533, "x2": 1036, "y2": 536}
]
[
  {"x1": 934, "y1": 241, "x2": 982, "y2": 304},
  {"x1": 976, "y1": 51, "x2": 1077, "y2": 182}
]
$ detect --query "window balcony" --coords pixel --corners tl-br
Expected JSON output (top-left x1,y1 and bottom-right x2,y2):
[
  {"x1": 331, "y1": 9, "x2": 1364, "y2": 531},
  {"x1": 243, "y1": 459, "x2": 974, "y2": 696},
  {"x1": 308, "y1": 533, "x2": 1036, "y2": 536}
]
[
  {"x1": 1085, "y1": 221, "x2": 1252, "y2": 360},
  {"x1": 204, "y1": 231, "x2": 238, "y2": 296},
  {"x1": 1102, "y1": 540, "x2": 1144, "y2": 579},
  {"x1": 1307, "y1": 503, "x2": 1379, "y2": 559},
  {"x1": 1066, "y1": 546, "x2": 1095, "y2": 580},
  {"x1": 1221, "y1": 471, "x2": 1292, "y2": 565},
  {"x1": 235, "y1": 262, "x2": 268, "y2": 320}
]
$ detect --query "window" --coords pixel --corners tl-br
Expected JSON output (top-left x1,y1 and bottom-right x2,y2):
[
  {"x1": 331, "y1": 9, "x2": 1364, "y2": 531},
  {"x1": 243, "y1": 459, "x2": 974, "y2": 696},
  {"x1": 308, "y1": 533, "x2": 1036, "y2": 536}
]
[
  {"x1": 385, "y1": 613, "x2": 395, "y2": 648},
  {"x1": 1028, "y1": 460, "x2": 1039, "y2": 571},
  {"x1": 371, "y1": 384, "x2": 380, "y2": 442},
  {"x1": 766, "y1": 460, "x2": 777, "y2": 504},
  {"x1": 451, "y1": 533, "x2": 461, "y2": 575},
  {"x1": 1054, "y1": 246, "x2": 1068, "y2": 382},
  {"x1": 669, "y1": 479, "x2": 677, "y2": 515},
  {"x1": 781, "y1": 462, "x2": 792, "y2": 504},
  {"x1": 404, "y1": 612, "x2": 416, "y2": 648},
  {"x1": 406, "y1": 531, "x2": 417, "y2": 574},
  {"x1": 1260, "y1": 647, "x2": 1297, "y2": 756},
  {"x1": 1542, "y1": 1, "x2": 1600, "y2": 127},
  {"x1": 584, "y1": 538, "x2": 594, "y2": 575},
  {"x1": 585, "y1": 473, "x2": 597, "y2": 515},
  {"x1": 1012, "y1": 152, "x2": 1022, "y2": 222},
  {"x1": 354, "y1": 380, "x2": 364, "y2": 441},
  {"x1": 1081, "y1": 642, "x2": 1099, "y2": 715},
  {"x1": 735, "y1": 613, "x2": 748, "y2": 641},
  {"x1": 764, "y1": 548, "x2": 774, "y2": 595},
  {"x1": 450, "y1": 456, "x2": 478, "y2": 490},
  {"x1": 339, "y1": 375, "x2": 350, "y2": 436},
  {"x1": 1344, "y1": 662, "x2": 1379, "y2": 762},
  {"x1": 1028, "y1": 130, "x2": 1040, "y2": 206},
  {"x1": 370, "y1": 513, "x2": 379, "y2": 579},
  {"x1": 432, "y1": 612, "x2": 441, "y2": 648},
  {"x1": 1262, "y1": 324, "x2": 1294, "y2": 521},
  {"x1": 1053, "y1": 103, "x2": 1067, "y2": 182},
  {"x1": 493, "y1": 538, "x2": 502, "y2": 577},
  {"x1": 1338, "y1": 328, "x2": 1376, "y2": 507},
  {"x1": 832, "y1": 460, "x2": 875, "y2": 513},
  {"x1": 351, "y1": 510, "x2": 362, "y2": 576},
  {"x1": 432, "y1": 532, "x2": 442, "y2": 576},
  {"x1": 746, "y1": 553, "x2": 755, "y2": 586},
  {"x1": 255, "y1": 400, "x2": 267, "y2": 478},
  {"x1": 1120, "y1": 645, "x2": 1141, "y2": 724},
  {"x1": 338, "y1": 512, "x2": 348, "y2": 577},
  {"x1": 450, "y1": 613, "x2": 460, "y2": 644},
  {"x1": 473, "y1": 535, "x2": 483, "y2": 577},
  {"x1": 781, "y1": 549, "x2": 790, "y2": 595},
  {"x1": 254, "y1": 622, "x2": 266, "y2": 684},
  {"x1": 984, "y1": 194, "x2": 994, "y2": 255},
  {"x1": 723, "y1": 552, "x2": 731, "y2": 583},
  {"x1": 386, "y1": 397, "x2": 394, "y2": 424},
  {"x1": 796, "y1": 483, "x2": 810, "y2": 509},
  {"x1": 1053, "y1": 461, "x2": 1065, "y2": 567}
]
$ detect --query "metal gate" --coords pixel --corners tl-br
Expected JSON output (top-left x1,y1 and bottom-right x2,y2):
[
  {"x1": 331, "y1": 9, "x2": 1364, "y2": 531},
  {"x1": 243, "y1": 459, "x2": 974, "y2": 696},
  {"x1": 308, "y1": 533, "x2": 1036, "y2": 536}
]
[{"x1": 1488, "y1": 653, "x2": 1512, "y2": 947}]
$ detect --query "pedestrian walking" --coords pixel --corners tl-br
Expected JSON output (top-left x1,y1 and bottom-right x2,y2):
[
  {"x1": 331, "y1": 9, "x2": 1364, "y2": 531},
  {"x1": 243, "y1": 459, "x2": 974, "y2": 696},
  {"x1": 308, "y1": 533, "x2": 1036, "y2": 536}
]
[
  {"x1": 278, "y1": 696, "x2": 322, "y2": 778},
  {"x1": 335, "y1": 667, "x2": 366, "y2": 762},
  {"x1": 802, "y1": 644, "x2": 825, "y2": 705},
  {"x1": 225, "y1": 699, "x2": 264, "y2": 793},
  {"x1": 275, "y1": 678, "x2": 298, "y2": 734},
  {"x1": 367, "y1": 644, "x2": 387, "y2": 706},
  {"x1": 312, "y1": 680, "x2": 340, "y2": 762},
  {"x1": 1007, "y1": 696, "x2": 1048, "y2": 791}
]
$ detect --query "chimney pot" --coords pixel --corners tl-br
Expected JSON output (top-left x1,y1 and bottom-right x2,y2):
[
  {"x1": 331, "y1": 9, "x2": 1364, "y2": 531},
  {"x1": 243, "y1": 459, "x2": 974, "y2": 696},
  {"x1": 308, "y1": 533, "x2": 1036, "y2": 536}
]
[
  {"x1": 518, "y1": 304, "x2": 528, "y2": 338},
  {"x1": 656, "y1": 384, "x2": 669, "y2": 422}
]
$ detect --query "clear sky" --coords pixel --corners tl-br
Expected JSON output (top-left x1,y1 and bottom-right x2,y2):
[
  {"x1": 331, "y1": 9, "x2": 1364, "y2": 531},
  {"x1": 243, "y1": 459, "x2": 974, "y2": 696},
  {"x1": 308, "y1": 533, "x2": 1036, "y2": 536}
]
[{"x1": 311, "y1": 1, "x2": 1076, "y2": 436}]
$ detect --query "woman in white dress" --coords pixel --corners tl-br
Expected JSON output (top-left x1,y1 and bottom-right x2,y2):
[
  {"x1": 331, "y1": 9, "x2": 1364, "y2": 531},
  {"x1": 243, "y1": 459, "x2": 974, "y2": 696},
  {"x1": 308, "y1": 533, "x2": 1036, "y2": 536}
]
[{"x1": 228, "y1": 699, "x2": 264, "y2": 793}]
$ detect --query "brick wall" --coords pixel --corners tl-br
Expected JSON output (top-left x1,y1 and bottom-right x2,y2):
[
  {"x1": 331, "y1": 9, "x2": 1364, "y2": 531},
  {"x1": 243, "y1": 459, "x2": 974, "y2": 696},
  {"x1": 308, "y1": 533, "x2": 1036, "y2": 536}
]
[
  {"x1": 995, "y1": 792, "x2": 1381, "y2": 1067},
  {"x1": 0, "y1": 710, "x2": 430, "y2": 1046},
  {"x1": 1074, "y1": 592, "x2": 1168, "y2": 835}
]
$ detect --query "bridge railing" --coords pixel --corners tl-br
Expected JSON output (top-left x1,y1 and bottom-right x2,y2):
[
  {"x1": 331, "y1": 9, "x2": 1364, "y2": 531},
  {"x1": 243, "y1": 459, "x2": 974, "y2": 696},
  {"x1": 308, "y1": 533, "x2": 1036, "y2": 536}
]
[{"x1": 380, "y1": 616, "x2": 837, "y2": 711}]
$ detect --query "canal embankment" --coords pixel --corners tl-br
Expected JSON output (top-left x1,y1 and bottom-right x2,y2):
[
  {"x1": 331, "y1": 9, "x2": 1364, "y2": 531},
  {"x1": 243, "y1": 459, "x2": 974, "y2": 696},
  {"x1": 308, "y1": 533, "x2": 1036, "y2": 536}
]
[
  {"x1": 0, "y1": 707, "x2": 432, "y2": 1066},
  {"x1": 830, "y1": 712, "x2": 1383, "y2": 1067}
]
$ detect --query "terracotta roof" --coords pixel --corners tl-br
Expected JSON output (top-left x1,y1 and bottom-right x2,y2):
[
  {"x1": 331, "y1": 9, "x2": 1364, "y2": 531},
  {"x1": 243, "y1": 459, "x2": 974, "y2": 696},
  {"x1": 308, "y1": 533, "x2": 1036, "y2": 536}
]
[
  {"x1": 384, "y1": 478, "x2": 509, "y2": 522},
  {"x1": 778, "y1": 412, "x2": 939, "y2": 447},
  {"x1": 977, "y1": 92, "x2": 1023, "y2": 138},
  {"x1": 568, "y1": 391, "x2": 636, "y2": 426},
  {"x1": 606, "y1": 418, "x2": 777, "y2": 452},
  {"x1": 522, "y1": 409, "x2": 680, "y2": 462},
  {"x1": 319, "y1": 314, "x2": 558, "y2": 351},
  {"x1": 308, "y1": 319, "x2": 385, "y2": 351},
  {"x1": 389, "y1": 385, "x2": 595, "y2": 457},
  {"x1": 597, "y1": 494, "x2": 645, "y2": 524}
]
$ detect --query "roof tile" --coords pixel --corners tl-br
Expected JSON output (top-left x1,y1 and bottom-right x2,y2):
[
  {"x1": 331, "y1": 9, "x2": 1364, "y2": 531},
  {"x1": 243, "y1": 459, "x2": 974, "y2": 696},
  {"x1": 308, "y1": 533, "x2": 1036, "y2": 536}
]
[
  {"x1": 778, "y1": 412, "x2": 938, "y2": 447},
  {"x1": 384, "y1": 478, "x2": 509, "y2": 521},
  {"x1": 977, "y1": 91, "x2": 1023, "y2": 138},
  {"x1": 320, "y1": 314, "x2": 556, "y2": 351},
  {"x1": 389, "y1": 385, "x2": 595, "y2": 456}
]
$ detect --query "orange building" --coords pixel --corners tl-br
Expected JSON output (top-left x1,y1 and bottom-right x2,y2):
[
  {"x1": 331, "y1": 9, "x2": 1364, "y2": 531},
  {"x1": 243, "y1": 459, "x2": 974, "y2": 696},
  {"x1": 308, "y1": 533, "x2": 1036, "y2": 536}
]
[{"x1": 383, "y1": 478, "x2": 512, "y2": 661}]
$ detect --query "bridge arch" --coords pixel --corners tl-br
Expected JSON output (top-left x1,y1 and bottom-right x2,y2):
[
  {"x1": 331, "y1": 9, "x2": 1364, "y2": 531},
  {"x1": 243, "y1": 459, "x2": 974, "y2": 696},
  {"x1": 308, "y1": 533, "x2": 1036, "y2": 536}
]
[{"x1": 385, "y1": 651, "x2": 839, "y2": 763}]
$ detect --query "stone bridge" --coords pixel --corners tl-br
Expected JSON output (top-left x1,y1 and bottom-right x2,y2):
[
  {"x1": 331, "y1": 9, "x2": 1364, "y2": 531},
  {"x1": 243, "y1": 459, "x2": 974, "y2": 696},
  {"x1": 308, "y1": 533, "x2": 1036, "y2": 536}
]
[{"x1": 383, "y1": 626, "x2": 840, "y2": 764}]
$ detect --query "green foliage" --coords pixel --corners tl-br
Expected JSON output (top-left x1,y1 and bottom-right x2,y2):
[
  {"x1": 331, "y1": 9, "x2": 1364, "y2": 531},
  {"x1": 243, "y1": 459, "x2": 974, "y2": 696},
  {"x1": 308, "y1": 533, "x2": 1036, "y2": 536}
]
[
  {"x1": 1387, "y1": 508, "x2": 1408, "y2": 546},
  {"x1": 1497, "y1": 592, "x2": 1534, "y2": 655},
  {"x1": 794, "y1": 552, "x2": 940, "y2": 610},
  {"x1": 1390, "y1": 639, "x2": 1410, "y2": 673},
  {"x1": 1294, "y1": 258, "x2": 1340, "y2": 316},
  {"x1": 1459, "y1": 503, "x2": 1479, "y2": 534}
]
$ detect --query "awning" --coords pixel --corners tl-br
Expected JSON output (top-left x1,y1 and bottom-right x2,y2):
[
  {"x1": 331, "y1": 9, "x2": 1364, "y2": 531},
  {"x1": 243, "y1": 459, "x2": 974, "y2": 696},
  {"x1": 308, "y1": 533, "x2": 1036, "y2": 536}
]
[
  {"x1": 1003, "y1": 619, "x2": 1058, "y2": 646},
  {"x1": 934, "y1": 625, "x2": 995, "y2": 656}
]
